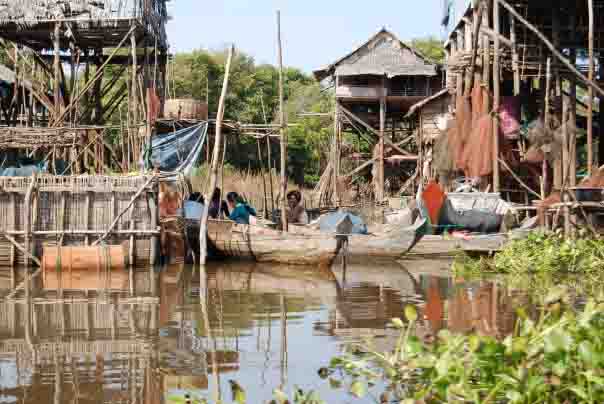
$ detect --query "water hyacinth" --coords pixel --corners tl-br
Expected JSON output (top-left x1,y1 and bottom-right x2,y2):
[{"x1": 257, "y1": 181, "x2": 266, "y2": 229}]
[{"x1": 325, "y1": 297, "x2": 604, "y2": 403}]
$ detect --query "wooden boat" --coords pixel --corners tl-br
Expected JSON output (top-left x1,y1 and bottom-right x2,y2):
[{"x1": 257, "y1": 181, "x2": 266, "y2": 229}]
[
  {"x1": 411, "y1": 191, "x2": 531, "y2": 256},
  {"x1": 205, "y1": 218, "x2": 427, "y2": 265}
]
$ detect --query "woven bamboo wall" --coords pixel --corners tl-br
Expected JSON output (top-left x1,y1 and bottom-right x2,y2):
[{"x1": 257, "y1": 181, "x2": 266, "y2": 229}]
[{"x1": 0, "y1": 175, "x2": 159, "y2": 267}]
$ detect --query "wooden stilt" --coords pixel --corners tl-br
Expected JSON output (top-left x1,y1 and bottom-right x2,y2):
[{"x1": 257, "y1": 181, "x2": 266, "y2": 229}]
[
  {"x1": 378, "y1": 77, "x2": 386, "y2": 202},
  {"x1": 199, "y1": 45, "x2": 234, "y2": 265},
  {"x1": 569, "y1": 50, "x2": 577, "y2": 187},
  {"x1": 482, "y1": 0, "x2": 491, "y2": 113},
  {"x1": 562, "y1": 96, "x2": 570, "y2": 237},
  {"x1": 332, "y1": 96, "x2": 340, "y2": 206},
  {"x1": 499, "y1": 0, "x2": 604, "y2": 98},
  {"x1": 492, "y1": 0, "x2": 501, "y2": 193},
  {"x1": 545, "y1": 57, "x2": 552, "y2": 196},
  {"x1": 277, "y1": 11, "x2": 288, "y2": 232},
  {"x1": 588, "y1": 0, "x2": 595, "y2": 176},
  {"x1": 53, "y1": 23, "x2": 61, "y2": 122}
]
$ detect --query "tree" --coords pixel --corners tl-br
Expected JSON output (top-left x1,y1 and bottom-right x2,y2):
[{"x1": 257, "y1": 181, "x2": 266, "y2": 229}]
[{"x1": 410, "y1": 36, "x2": 446, "y2": 64}]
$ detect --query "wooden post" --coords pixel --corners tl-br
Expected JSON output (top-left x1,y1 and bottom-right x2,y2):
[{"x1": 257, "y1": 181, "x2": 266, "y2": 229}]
[
  {"x1": 267, "y1": 136, "x2": 275, "y2": 215},
  {"x1": 199, "y1": 45, "x2": 234, "y2": 265},
  {"x1": 482, "y1": 0, "x2": 491, "y2": 113},
  {"x1": 332, "y1": 98, "x2": 340, "y2": 206},
  {"x1": 544, "y1": 57, "x2": 552, "y2": 196},
  {"x1": 562, "y1": 96, "x2": 570, "y2": 236},
  {"x1": 277, "y1": 11, "x2": 288, "y2": 232},
  {"x1": 23, "y1": 174, "x2": 36, "y2": 267},
  {"x1": 378, "y1": 77, "x2": 386, "y2": 202},
  {"x1": 509, "y1": 9, "x2": 520, "y2": 95},
  {"x1": 587, "y1": 0, "x2": 595, "y2": 176},
  {"x1": 499, "y1": 0, "x2": 604, "y2": 99},
  {"x1": 131, "y1": 32, "x2": 139, "y2": 126},
  {"x1": 569, "y1": 50, "x2": 577, "y2": 187},
  {"x1": 53, "y1": 22, "x2": 61, "y2": 121},
  {"x1": 492, "y1": 0, "x2": 501, "y2": 192}
]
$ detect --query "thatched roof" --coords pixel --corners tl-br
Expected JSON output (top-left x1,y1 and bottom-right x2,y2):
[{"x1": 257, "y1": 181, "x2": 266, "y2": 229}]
[
  {"x1": 314, "y1": 28, "x2": 439, "y2": 81},
  {"x1": 0, "y1": 0, "x2": 139, "y2": 22}
]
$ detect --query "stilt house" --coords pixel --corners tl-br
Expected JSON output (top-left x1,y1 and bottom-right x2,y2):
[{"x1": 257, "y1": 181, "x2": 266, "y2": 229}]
[{"x1": 314, "y1": 28, "x2": 443, "y2": 201}]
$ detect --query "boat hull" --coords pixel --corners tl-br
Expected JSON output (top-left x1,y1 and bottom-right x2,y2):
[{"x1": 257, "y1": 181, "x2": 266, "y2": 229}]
[{"x1": 207, "y1": 220, "x2": 340, "y2": 265}]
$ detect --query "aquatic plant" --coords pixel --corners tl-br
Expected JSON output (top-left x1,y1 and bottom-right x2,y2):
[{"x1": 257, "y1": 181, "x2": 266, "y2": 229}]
[
  {"x1": 493, "y1": 232, "x2": 604, "y2": 275},
  {"x1": 324, "y1": 297, "x2": 604, "y2": 403}
]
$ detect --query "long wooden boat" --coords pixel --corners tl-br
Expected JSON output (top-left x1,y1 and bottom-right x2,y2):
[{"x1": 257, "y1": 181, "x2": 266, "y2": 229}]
[{"x1": 205, "y1": 218, "x2": 427, "y2": 266}]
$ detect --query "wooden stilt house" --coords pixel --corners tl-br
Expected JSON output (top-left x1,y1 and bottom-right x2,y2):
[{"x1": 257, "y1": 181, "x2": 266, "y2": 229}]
[{"x1": 314, "y1": 28, "x2": 443, "y2": 202}]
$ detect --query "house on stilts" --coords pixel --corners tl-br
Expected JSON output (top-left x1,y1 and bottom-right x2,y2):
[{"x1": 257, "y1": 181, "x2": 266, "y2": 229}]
[{"x1": 314, "y1": 28, "x2": 444, "y2": 202}]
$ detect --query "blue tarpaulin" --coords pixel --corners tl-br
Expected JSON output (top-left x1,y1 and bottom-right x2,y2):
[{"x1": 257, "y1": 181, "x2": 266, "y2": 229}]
[
  {"x1": 319, "y1": 211, "x2": 368, "y2": 235},
  {"x1": 144, "y1": 122, "x2": 208, "y2": 175}
]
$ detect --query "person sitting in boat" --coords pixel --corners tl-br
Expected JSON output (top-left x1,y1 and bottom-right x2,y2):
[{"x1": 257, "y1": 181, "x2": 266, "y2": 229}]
[
  {"x1": 287, "y1": 190, "x2": 309, "y2": 225},
  {"x1": 208, "y1": 187, "x2": 229, "y2": 219},
  {"x1": 227, "y1": 192, "x2": 257, "y2": 225}
]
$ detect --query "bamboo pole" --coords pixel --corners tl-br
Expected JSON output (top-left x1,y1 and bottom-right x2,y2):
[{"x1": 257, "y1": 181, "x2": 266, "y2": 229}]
[
  {"x1": 482, "y1": 0, "x2": 490, "y2": 113},
  {"x1": 588, "y1": 0, "x2": 595, "y2": 176},
  {"x1": 499, "y1": 0, "x2": 604, "y2": 99},
  {"x1": 378, "y1": 82, "x2": 386, "y2": 202},
  {"x1": 544, "y1": 57, "x2": 551, "y2": 196},
  {"x1": 199, "y1": 45, "x2": 235, "y2": 265},
  {"x1": 53, "y1": 22, "x2": 61, "y2": 121},
  {"x1": 277, "y1": 11, "x2": 288, "y2": 232},
  {"x1": 492, "y1": 0, "x2": 501, "y2": 192},
  {"x1": 562, "y1": 96, "x2": 570, "y2": 237},
  {"x1": 92, "y1": 175, "x2": 156, "y2": 246},
  {"x1": 467, "y1": 3, "x2": 484, "y2": 94},
  {"x1": 53, "y1": 26, "x2": 137, "y2": 126}
]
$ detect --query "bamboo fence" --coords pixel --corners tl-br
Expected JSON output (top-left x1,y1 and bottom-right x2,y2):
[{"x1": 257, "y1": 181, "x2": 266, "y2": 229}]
[{"x1": 0, "y1": 175, "x2": 159, "y2": 267}]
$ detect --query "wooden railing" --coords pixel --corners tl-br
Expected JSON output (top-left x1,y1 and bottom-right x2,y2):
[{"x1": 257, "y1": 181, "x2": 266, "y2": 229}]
[{"x1": 336, "y1": 85, "x2": 433, "y2": 98}]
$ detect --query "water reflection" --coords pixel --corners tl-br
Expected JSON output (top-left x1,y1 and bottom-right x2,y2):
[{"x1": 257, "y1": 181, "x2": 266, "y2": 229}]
[{"x1": 0, "y1": 258, "x2": 538, "y2": 403}]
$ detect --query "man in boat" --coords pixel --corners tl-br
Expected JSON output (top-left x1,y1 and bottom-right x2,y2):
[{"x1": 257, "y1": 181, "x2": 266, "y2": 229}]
[
  {"x1": 287, "y1": 190, "x2": 309, "y2": 225},
  {"x1": 208, "y1": 187, "x2": 229, "y2": 219},
  {"x1": 226, "y1": 192, "x2": 257, "y2": 225}
]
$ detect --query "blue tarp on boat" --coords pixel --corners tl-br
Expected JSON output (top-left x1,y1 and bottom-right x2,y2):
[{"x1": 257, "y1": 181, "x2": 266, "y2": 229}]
[{"x1": 319, "y1": 211, "x2": 368, "y2": 235}]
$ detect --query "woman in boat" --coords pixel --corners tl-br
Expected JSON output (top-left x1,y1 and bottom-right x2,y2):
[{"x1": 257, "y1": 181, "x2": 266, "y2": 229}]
[
  {"x1": 287, "y1": 190, "x2": 309, "y2": 225},
  {"x1": 226, "y1": 192, "x2": 257, "y2": 224},
  {"x1": 208, "y1": 187, "x2": 229, "y2": 219}
]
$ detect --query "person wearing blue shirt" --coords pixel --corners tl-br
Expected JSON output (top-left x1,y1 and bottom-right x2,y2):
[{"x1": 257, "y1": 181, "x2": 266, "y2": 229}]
[{"x1": 226, "y1": 192, "x2": 257, "y2": 225}]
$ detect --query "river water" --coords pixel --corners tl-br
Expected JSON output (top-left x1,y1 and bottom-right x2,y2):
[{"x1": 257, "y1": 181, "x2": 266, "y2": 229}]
[{"x1": 0, "y1": 257, "x2": 535, "y2": 403}]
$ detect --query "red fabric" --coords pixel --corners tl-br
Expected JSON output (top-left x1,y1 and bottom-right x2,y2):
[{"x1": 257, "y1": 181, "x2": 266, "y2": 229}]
[
  {"x1": 499, "y1": 96, "x2": 521, "y2": 139},
  {"x1": 422, "y1": 181, "x2": 446, "y2": 226},
  {"x1": 147, "y1": 87, "x2": 161, "y2": 125}
]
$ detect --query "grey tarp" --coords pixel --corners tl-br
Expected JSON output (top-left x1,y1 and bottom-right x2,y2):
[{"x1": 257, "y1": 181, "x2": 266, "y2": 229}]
[
  {"x1": 319, "y1": 211, "x2": 368, "y2": 235},
  {"x1": 144, "y1": 122, "x2": 208, "y2": 176}
]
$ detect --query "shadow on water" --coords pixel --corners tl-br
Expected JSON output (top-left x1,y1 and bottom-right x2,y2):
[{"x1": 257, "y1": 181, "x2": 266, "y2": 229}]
[{"x1": 0, "y1": 257, "x2": 549, "y2": 403}]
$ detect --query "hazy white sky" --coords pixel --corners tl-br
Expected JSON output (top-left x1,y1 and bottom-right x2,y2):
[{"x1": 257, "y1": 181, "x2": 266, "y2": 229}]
[{"x1": 166, "y1": 0, "x2": 443, "y2": 72}]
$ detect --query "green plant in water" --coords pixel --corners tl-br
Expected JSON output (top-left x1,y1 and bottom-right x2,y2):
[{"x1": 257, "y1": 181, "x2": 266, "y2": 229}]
[{"x1": 325, "y1": 297, "x2": 604, "y2": 403}]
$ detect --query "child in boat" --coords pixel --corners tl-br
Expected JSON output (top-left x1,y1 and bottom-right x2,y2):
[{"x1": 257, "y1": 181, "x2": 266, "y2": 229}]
[
  {"x1": 226, "y1": 192, "x2": 257, "y2": 224},
  {"x1": 287, "y1": 190, "x2": 309, "y2": 225},
  {"x1": 208, "y1": 187, "x2": 229, "y2": 219}
]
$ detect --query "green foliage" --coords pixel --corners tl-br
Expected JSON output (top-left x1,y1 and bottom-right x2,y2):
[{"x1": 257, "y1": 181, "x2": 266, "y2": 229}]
[
  {"x1": 493, "y1": 233, "x2": 604, "y2": 275},
  {"x1": 327, "y1": 295, "x2": 604, "y2": 403},
  {"x1": 410, "y1": 36, "x2": 446, "y2": 64},
  {"x1": 172, "y1": 47, "x2": 332, "y2": 185}
]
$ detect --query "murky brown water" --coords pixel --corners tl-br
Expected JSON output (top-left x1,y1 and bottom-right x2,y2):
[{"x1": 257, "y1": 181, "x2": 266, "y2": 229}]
[{"x1": 0, "y1": 257, "x2": 533, "y2": 403}]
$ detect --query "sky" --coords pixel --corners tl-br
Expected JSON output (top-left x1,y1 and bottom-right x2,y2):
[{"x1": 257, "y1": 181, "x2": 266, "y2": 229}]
[{"x1": 166, "y1": 0, "x2": 444, "y2": 73}]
